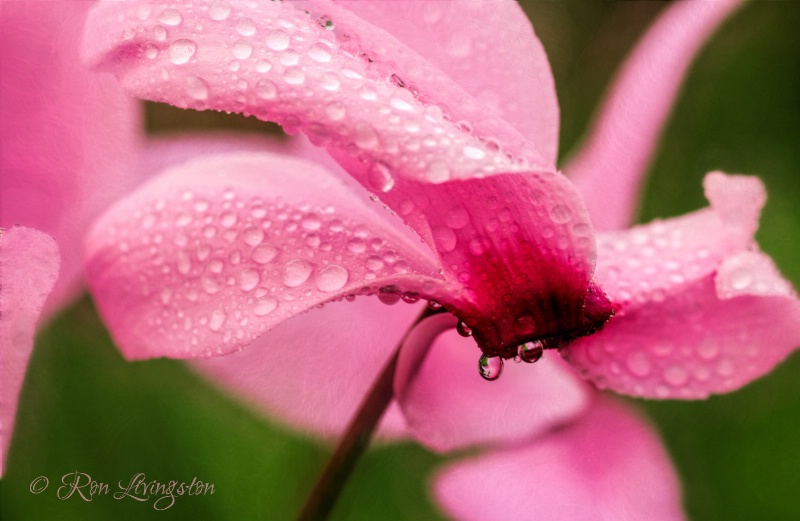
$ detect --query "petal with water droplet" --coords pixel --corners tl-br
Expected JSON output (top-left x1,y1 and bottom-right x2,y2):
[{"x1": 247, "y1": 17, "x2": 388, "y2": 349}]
[
  {"x1": 85, "y1": 151, "x2": 445, "y2": 360},
  {"x1": 394, "y1": 322, "x2": 588, "y2": 453},
  {"x1": 561, "y1": 173, "x2": 800, "y2": 399},
  {"x1": 1, "y1": 227, "x2": 60, "y2": 475},
  {"x1": 434, "y1": 398, "x2": 684, "y2": 521}
]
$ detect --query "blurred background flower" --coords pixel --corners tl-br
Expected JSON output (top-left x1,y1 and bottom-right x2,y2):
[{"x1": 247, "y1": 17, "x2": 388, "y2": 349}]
[{"x1": 1, "y1": 2, "x2": 799, "y2": 520}]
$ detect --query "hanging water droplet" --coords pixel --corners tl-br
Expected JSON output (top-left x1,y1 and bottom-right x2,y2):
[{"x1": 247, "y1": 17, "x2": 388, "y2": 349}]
[
  {"x1": 367, "y1": 162, "x2": 395, "y2": 193},
  {"x1": 518, "y1": 341, "x2": 543, "y2": 364},
  {"x1": 478, "y1": 355, "x2": 503, "y2": 381},
  {"x1": 427, "y1": 300, "x2": 442, "y2": 310},
  {"x1": 400, "y1": 292, "x2": 419, "y2": 303},
  {"x1": 456, "y1": 320, "x2": 472, "y2": 337}
]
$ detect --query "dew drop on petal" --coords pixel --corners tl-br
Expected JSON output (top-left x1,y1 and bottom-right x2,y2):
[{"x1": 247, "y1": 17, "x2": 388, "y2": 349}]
[
  {"x1": 186, "y1": 76, "x2": 208, "y2": 100},
  {"x1": 478, "y1": 355, "x2": 503, "y2": 381},
  {"x1": 432, "y1": 226, "x2": 457, "y2": 253},
  {"x1": 315, "y1": 265, "x2": 349, "y2": 292},
  {"x1": 307, "y1": 42, "x2": 332, "y2": 63},
  {"x1": 626, "y1": 350, "x2": 652, "y2": 377},
  {"x1": 427, "y1": 300, "x2": 442, "y2": 310},
  {"x1": 208, "y1": 1, "x2": 232, "y2": 21},
  {"x1": 232, "y1": 40, "x2": 253, "y2": 59},
  {"x1": 157, "y1": 8, "x2": 182, "y2": 26},
  {"x1": 282, "y1": 259, "x2": 313, "y2": 287},
  {"x1": 209, "y1": 309, "x2": 227, "y2": 331},
  {"x1": 518, "y1": 341, "x2": 543, "y2": 364},
  {"x1": 548, "y1": 204, "x2": 573, "y2": 224},
  {"x1": 445, "y1": 205, "x2": 470, "y2": 229},
  {"x1": 239, "y1": 269, "x2": 260, "y2": 292},
  {"x1": 169, "y1": 39, "x2": 196, "y2": 65},
  {"x1": 253, "y1": 297, "x2": 277, "y2": 316},
  {"x1": 367, "y1": 162, "x2": 395, "y2": 193},
  {"x1": 235, "y1": 17, "x2": 256, "y2": 36},
  {"x1": 252, "y1": 244, "x2": 277, "y2": 264},
  {"x1": 256, "y1": 79, "x2": 277, "y2": 99},
  {"x1": 456, "y1": 320, "x2": 472, "y2": 337},
  {"x1": 267, "y1": 30, "x2": 290, "y2": 51},
  {"x1": 243, "y1": 227, "x2": 264, "y2": 246}
]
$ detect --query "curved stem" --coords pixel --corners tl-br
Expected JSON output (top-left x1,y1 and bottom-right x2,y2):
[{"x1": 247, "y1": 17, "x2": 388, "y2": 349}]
[{"x1": 296, "y1": 305, "x2": 440, "y2": 521}]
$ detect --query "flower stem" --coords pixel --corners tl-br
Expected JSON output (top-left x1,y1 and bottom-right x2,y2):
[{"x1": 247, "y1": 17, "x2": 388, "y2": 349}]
[{"x1": 296, "y1": 306, "x2": 439, "y2": 521}]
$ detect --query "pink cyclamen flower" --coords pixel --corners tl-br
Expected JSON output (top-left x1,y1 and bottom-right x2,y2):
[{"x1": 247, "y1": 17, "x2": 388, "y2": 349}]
[{"x1": 16, "y1": 0, "x2": 793, "y2": 517}]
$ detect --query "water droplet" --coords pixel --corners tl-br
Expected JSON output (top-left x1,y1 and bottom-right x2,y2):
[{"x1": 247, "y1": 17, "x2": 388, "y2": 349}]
[
  {"x1": 326, "y1": 102, "x2": 346, "y2": 120},
  {"x1": 243, "y1": 227, "x2": 264, "y2": 246},
  {"x1": 169, "y1": 39, "x2": 196, "y2": 65},
  {"x1": 209, "y1": 309, "x2": 227, "y2": 331},
  {"x1": 208, "y1": 1, "x2": 232, "y2": 21},
  {"x1": 445, "y1": 205, "x2": 470, "y2": 229},
  {"x1": 401, "y1": 292, "x2": 419, "y2": 303},
  {"x1": 253, "y1": 297, "x2": 277, "y2": 316},
  {"x1": 235, "y1": 17, "x2": 256, "y2": 36},
  {"x1": 431, "y1": 226, "x2": 457, "y2": 253},
  {"x1": 308, "y1": 42, "x2": 332, "y2": 63},
  {"x1": 478, "y1": 355, "x2": 503, "y2": 381},
  {"x1": 201, "y1": 276, "x2": 220, "y2": 294},
  {"x1": 282, "y1": 259, "x2": 313, "y2": 287},
  {"x1": 232, "y1": 40, "x2": 253, "y2": 59},
  {"x1": 186, "y1": 76, "x2": 208, "y2": 100},
  {"x1": 456, "y1": 320, "x2": 472, "y2": 337},
  {"x1": 390, "y1": 96, "x2": 413, "y2": 112},
  {"x1": 427, "y1": 161, "x2": 450, "y2": 183},
  {"x1": 365, "y1": 256, "x2": 384, "y2": 271},
  {"x1": 463, "y1": 145, "x2": 485, "y2": 160},
  {"x1": 252, "y1": 244, "x2": 277, "y2": 264},
  {"x1": 626, "y1": 351, "x2": 652, "y2": 377},
  {"x1": 315, "y1": 265, "x2": 349, "y2": 292},
  {"x1": 518, "y1": 341, "x2": 543, "y2": 364},
  {"x1": 354, "y1": 123, "x2": 378, "y2": 149},
  {"x1": 548, "y1": 204, "x2": 573, "y2": 224},
  {"x1": 427, "y1": 300, "x2": 442, "y2": 310},
  {"x1": 697, "y1": 338, "x2": 720, "y2": 360},
  {"x1": 283, "y1": 67, "x2": 305, "y2": 85},
  {"x1": 321, "y1": 72, "x2": 340, "y2": 91},
  {"x1": 256, "y1": 79, "x2": 277, "y2": 99},
  {"x1": 663, "y1": 365, "x2": 689, "y2": 386},
  {"x1": 153, "y1": 25, "x2": 167, "y2": 41},
  {"x1": 267, "y1": 29, "x2": 290, "y2": 51},
  {"x1": 347, "y1": 238, "x2": 366, "y2": 253},
  {"x1": 157, "y1": 8, "x2": 182, "y2": 26},
  {"x1": 239, "y1": 269, "x2": 260, "y2": 292},
  {"x1": 220, "y1": 212, "x2": 237, "y2": 228},
  {"x1": 367, "y1": 162, "x2": 395, "y2": 192},
  {"x1": 145, "y1": 44, "x2": 159, "y2": 59}
]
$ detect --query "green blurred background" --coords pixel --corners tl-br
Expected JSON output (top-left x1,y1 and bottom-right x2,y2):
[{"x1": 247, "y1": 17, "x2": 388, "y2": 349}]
[{"x1": 2, "y1": 2, "x2": 799, "y2": 519}]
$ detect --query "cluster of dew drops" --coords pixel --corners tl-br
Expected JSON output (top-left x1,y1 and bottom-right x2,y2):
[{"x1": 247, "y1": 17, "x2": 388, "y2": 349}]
[{"x1": 419, "y1": 299, "x2": 544, "y2": 381}]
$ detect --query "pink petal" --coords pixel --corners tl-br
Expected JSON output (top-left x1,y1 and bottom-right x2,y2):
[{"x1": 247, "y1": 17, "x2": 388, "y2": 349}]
[
  {"x1": 83, "y1": 0, "x2": 604, "y2": 354},
  {"x1": 1, "y1": 0, "x2": 140, "y2": 314},
  {"x1": 561, "y1": 173, "x2": 800, "y2": 398},
  {"x1": 565, "y1": 0, "x2": 742, "y2": 230},
  {"x1": 1, "y1": 227, "x2": 60, "y2": 475},
  {"x1": 193, "y1": 297, "x2": 422, "y2": 439},
  {"x1": 434, "y1": 398, "x2": 684, "y2": 521},
  {"x1": 308, "y1": 0, "x2": 560, "y2": 165},
  {"x1": 395, "y1": 316, "x2": 589, "y2": 453},
  {"x1": 85, "y1": 151, "x2": 443, "y2": 360}
]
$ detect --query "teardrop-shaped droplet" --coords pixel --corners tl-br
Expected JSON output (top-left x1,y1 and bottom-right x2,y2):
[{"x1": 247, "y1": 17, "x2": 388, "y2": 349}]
[
  {"x1": 478, "y1": 355, "x2": 503, "y2": 381},
  {"x1": 518, "y1": 341, "x2": 544, "y2": 364},
  {"x1": 456, "y1": 320, "x2": 472, "y2": 337},
  {"x1": 427, "y1": 300, "x2": 442, "y2": 310},
  {"x1": 367, "y1": 162, "x2": 395, "y2": 193}
]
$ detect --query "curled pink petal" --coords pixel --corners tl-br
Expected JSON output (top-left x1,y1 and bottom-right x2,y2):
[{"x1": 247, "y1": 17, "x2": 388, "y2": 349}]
[
  {"x1": 395, "y1": 323, "x2": 588, "y2": 453},
  {"x1": 83, "y1": 0, "x2": 607, "y2": 357},
  {"x1": 194, "y1": 297, "x2": 422, "y2": 439},
  {"x1": 566, "y1": 0, "x2": 742, "y2": 230},
  {"x1": 562, "y1": 173, "x2": 800, "y2": 398},
  {"x1": 85, "y1": 151, "x2": 443, "y2": 360},
  {"x1": 309, "y1": 0, "x2": 560, "y2": 165},
  {"x1": 1, "y1": 0, "x2": 139, "y2": 314},
  {"x1": 434, "y1": 398, "x2": 684, "y2": 521},
  {"x1": 1, "y1": 227, "x2": 60, "y2": 475}
]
